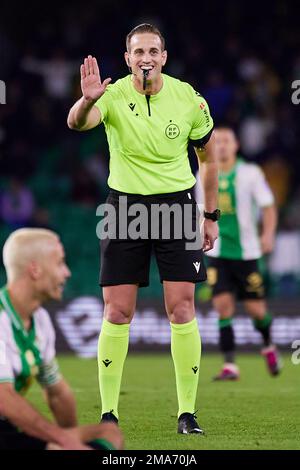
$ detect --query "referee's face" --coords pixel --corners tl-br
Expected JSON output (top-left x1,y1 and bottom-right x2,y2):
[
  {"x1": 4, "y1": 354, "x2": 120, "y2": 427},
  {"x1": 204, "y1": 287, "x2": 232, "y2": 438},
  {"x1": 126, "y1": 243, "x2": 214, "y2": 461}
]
[{"x1": 125, "y1": 33, "x2": 167, "y2": 83}]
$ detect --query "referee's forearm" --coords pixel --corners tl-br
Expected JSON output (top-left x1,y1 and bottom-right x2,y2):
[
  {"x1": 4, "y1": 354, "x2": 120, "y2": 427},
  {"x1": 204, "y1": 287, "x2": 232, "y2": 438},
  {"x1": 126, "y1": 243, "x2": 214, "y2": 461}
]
[
  {"x1": 202, "y1": 160, "x2": 219, "y2": 211},
  {"x1": 67, "y1": 96, "x2": 96, "y2": 130},
  {"x1": 195, "y1": 134, "x2": 219, "y2": 212}
]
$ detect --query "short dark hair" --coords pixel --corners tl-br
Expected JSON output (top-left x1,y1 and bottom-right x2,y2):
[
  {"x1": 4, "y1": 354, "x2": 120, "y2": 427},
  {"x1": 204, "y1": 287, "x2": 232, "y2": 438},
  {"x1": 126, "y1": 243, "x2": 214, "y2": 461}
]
[
  {"x1": 126, "y1": 23, "x2": 165, "y2": 52},
  {"x1": 216, "y1": 126, "x2": 238, "y2": 136}
]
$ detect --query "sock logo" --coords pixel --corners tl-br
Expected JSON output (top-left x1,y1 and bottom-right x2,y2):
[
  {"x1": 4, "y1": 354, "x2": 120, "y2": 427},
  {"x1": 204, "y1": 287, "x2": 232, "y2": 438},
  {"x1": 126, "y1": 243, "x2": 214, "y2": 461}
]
[
  {"x1": 192, "y1": 366, "x2": 199, "y2": 374},
  {"x1": 193, "y1": 261, "x2": 201, "y2": 273},
  {"x1": 103, "y1": 359, "x2": 112, "y2": 367}
]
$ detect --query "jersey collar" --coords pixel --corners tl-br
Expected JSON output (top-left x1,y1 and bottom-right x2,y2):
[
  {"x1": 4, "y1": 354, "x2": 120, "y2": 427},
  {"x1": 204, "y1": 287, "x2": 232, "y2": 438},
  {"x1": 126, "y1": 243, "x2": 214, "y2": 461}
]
[
  {"x1": 0, "y1": 286, "x2": 34, "y2": 336},
  {"x1": 129, "y1": 73, "x2": 167, "y2": 99}
]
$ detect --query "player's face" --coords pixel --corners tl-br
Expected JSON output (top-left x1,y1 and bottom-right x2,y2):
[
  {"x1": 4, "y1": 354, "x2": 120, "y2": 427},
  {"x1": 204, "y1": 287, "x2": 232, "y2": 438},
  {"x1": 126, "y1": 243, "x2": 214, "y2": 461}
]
[
  {"x1": 215, "y1": 129, "x2": 239, "y2": 165},
  {"x1": 38, "y1": 240, "x2": 71, "y2": 301},
  {"x1": 125, "y1": 33, "x2": 167, "y2": 82}
]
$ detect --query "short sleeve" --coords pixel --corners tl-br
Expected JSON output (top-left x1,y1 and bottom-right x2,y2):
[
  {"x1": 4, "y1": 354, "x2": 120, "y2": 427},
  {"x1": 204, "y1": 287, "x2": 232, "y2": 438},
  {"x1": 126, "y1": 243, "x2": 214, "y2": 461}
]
[
  {"x1": 35, "y1": 310, "x2": 62, "y2": 388},
  {"x1": 251, "y1": 166, "x2": 275, "y2": 208},
  {"x1": 94, "y1": 84, "x2": 114, "y2": 124},
  {"x1": 0, "y1": 314, "x2": 14, "y2": 384},
  {"x1": 188, "y1": 87, "x2": 214, "y2": 144}
]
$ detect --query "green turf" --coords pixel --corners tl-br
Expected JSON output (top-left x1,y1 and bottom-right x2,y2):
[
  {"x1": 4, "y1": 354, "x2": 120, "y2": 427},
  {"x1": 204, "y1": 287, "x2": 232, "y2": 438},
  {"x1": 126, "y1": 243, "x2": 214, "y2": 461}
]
[{"x1": 27, "y1": 353, "x2": 300, "y2": 450}]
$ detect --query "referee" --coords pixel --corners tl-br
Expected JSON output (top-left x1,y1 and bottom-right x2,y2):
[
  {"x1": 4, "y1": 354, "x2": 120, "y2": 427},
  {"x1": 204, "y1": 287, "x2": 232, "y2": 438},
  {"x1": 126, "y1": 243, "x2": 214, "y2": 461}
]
[{"x1": 68, "y1": 23, "x2": 219, "y2": 434}]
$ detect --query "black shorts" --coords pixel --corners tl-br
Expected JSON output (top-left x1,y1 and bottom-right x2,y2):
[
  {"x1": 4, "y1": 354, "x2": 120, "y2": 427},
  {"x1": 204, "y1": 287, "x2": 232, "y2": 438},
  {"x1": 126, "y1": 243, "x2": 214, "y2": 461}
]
[
  {"x1": 0, "y1": 419, "x2": 46, "y2": 450},
  {"x1": 206, "y1": 257, "x2": 265, "y2": 300},
  {"x1": 99, "y1": 187, "x2": 207, "y2": 287},
  {"x1": 0, "y1": 419, "x2": 115, "y2": 450}
]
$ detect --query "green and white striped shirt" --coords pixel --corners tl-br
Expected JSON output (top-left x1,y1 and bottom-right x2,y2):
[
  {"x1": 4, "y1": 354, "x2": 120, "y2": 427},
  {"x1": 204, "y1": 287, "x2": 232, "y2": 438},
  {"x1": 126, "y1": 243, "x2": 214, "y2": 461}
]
[
  {"x1": 0, "y1": 286, "x2": 61, "y2": 394},
  {"x1": 196, "y1": 159, "x2": 274, "y2": 260}
]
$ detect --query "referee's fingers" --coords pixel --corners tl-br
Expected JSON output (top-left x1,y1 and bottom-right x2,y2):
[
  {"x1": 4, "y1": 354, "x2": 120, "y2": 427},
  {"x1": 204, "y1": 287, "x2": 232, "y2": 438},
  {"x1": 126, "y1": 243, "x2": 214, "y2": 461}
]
[
  {"x1": 203, "y1": 235, "x2": 214, "y2": 252},
  {"x1": 88, "y1": 55, "x2": 93, "y2": 75},
  {"x1": 92, "y1": 57, "x2": 100, "y2": 79},
  {"x1": 80, "y1": 64, "x2": 86, "y2": 80},
  {"x1": 84, "y1": 57, "x2": 89, "y2": 76}
]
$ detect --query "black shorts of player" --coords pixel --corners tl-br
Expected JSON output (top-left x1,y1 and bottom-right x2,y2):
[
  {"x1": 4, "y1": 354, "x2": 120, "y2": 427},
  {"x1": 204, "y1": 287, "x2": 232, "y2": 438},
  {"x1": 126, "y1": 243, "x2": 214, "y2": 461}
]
[
  {"x1": 100, "y1": 187, "x2": 207, "y2": 287},
  {"x1": 206, "y1": 257, "x2": 265, "y2": 300},
  {"x1": 0, "y1": 418, "x2": 115, "y2": 450}
]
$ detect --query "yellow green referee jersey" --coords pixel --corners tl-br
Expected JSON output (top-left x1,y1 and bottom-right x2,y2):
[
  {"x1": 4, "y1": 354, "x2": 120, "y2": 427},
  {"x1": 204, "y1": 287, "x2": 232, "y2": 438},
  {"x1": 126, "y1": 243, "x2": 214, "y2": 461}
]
[{"x1": 95, "y1": 73, "x2": 214, "y2": 195}]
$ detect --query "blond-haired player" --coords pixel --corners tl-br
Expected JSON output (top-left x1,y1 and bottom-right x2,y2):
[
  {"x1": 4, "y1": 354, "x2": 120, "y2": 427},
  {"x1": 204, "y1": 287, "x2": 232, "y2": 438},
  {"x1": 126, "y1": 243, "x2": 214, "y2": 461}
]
[{"x1": 0, "y1": 228, "x2": 123, "y2": 450}]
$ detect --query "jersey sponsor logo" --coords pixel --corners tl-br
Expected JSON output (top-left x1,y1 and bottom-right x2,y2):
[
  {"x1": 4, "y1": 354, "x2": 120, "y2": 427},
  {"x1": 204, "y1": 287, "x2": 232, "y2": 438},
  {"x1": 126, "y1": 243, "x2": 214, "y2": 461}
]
[
  {"x1": 103, "y1": 359, "x2": 112, "y2": 367},
  {"x1": 203, "y1": 108, "x2": 211, "y2": 127},
  {"x1": 207, "y1": 267, "x2": 218, "y2": 286},
  {"x1": 25, "y1": 350, "x2": 39, "y2": 377},
  {"x1": 165, "y1": 123, "x2": 180, "y2": 139},
  {"x1": 218, "y1": 192, "x2": 235, "y2": 215},
  {"x1": 219, "y1": 180, "x2": 229, "y2": 190},
  {"x1": 193, "y1": 261, "x2": 201, "y2": 273},
  {"x1": 128, "y1": 102, "x2": 136, "y2": 111}
]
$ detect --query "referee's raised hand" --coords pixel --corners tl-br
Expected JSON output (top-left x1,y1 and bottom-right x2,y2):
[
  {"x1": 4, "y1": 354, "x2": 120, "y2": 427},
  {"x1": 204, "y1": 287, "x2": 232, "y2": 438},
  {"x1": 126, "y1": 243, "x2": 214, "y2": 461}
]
[{"x1": 80, "y1": 55, "x2": 111, "y2": 102}]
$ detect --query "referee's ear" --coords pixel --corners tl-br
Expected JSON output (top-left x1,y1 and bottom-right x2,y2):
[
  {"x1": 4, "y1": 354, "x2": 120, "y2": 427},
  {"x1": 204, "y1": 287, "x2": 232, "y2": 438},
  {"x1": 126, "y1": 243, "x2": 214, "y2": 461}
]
[
  {"x1": 124, "y1": 51, "x2": 132, "y2": 72},
  {"x1": 162, "y1": 50, "x2": 167, "y2": 66}
]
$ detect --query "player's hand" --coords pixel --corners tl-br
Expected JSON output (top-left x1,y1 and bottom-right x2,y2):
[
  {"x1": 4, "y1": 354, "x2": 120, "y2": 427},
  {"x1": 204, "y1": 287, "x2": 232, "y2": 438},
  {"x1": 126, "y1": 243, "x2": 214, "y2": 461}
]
[
  {"x1": 203, "y1": 219, "x2": 219, "y2": 252},
  {"x1": 58, "y1": 428, "x2": 92, "y2": 450},
  {"x1": 80, "y1": 55, "x2": 111, "y2": 103},
  {"x1": 260, "y1": 233, "x2": 275, "y2": 254}
]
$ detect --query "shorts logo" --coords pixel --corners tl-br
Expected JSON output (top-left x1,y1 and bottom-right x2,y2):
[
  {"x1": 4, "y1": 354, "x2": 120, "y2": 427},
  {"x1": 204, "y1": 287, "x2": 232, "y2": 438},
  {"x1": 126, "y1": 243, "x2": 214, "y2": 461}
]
[
  {"x1": 165, "y1": 123, "x2": 180, "y2": 139},
  {"x1": 193, "y1": 261, "x2": 201, "y2": 273},
  {"x1": 246, "y1": 272, "x2": 264, "y2": 296},
  {"x1": 247, "y1": 272, "x2": 263, "y2": 288}
]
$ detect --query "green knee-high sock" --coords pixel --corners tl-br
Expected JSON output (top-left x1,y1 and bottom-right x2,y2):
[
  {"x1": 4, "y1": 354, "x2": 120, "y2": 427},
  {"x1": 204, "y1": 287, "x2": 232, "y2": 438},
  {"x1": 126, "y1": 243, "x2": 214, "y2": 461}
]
[
  {"x1": 253, "y1": 313, "x2": 272, "y2": 346},
  {"x1": 98, "y1": 319, "x2": 129, "y2": 419},
  {"x1": 170, "y1": 318, "x2": 201, "y2": 417}
]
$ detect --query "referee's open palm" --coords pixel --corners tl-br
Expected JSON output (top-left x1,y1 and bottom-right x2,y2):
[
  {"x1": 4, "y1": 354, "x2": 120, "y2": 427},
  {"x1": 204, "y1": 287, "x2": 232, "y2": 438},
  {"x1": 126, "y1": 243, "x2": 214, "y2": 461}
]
[{"x1": 80, "y1": 55, "x2": 111, "y2": 102}]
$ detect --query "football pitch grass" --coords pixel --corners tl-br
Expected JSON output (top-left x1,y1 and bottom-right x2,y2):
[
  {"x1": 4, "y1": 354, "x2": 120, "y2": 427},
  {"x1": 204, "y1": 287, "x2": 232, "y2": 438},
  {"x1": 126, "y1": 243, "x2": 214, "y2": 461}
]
[{"x1": 27, "y1": 353, "x2": 300, "y2": 450}]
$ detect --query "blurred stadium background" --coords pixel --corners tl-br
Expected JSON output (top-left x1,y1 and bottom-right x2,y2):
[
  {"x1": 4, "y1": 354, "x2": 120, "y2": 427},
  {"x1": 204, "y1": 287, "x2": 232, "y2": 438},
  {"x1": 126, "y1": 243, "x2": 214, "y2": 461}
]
[{"x1": 0, "y1": 0, "x2": 300, "y2": 356}]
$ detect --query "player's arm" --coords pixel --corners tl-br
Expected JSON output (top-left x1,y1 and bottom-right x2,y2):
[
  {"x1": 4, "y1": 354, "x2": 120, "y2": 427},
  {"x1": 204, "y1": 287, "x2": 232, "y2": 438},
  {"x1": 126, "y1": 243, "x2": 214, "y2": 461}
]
[
  {"x1": 194, "y1": 131, "x2": 219, "y2": 251},
  {"x1": 251, "y1": 166, "x2": 277, "y2": 254},
  {"x1": 44, "y1": 378, "x2": 77, "y2": 428},
  {"x1": 261, "y1": 204, "x2": 277, "y2": 254},
  {"x1": 67, "y1": 55, "x2": 111, "y2": 131},
  {"x1": 0, "y1": 382, "x2": 84, "y2": 449}
]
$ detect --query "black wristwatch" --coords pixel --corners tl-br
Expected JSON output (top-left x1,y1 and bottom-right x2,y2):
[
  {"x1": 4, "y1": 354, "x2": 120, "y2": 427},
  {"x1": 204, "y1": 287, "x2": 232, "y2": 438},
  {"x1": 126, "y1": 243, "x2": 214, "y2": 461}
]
[{"x1": 204, "y1": 209, "x2": 221, "y2": 221}]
